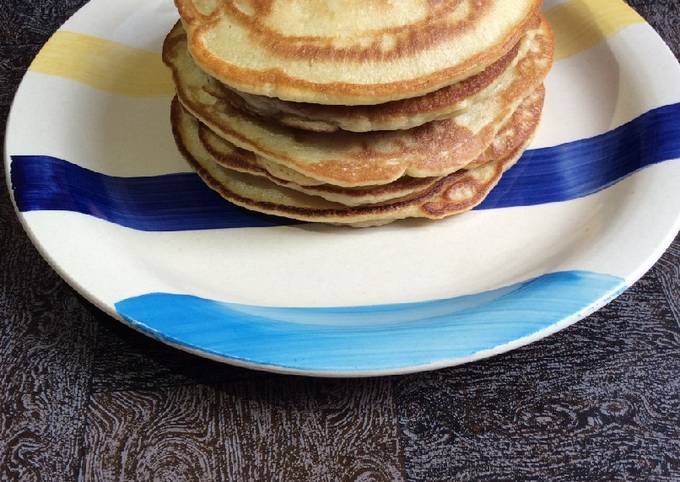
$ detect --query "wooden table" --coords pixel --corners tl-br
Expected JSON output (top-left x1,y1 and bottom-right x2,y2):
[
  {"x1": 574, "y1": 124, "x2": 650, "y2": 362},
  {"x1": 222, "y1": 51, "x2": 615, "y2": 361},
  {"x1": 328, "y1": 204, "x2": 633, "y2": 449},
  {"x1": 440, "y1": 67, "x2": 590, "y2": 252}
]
[{"x1": 1, "y1": 1, "x2": 679, "y2": 480}]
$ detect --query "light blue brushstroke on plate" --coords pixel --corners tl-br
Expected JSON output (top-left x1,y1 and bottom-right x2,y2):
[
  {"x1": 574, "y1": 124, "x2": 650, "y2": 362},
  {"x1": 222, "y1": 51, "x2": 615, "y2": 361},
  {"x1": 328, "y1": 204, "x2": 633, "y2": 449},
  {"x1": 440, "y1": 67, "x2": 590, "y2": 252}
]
[{"x1": 114, "y1": 270, "x2": 625, "y2": 372}]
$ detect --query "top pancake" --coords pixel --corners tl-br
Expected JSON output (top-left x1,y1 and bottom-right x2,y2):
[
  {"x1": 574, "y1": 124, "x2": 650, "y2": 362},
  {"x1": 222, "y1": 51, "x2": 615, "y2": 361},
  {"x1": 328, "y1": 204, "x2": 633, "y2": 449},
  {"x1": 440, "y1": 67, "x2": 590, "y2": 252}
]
[{"x1": 175, "y1": 0, "x2": 543, "y2": 105}]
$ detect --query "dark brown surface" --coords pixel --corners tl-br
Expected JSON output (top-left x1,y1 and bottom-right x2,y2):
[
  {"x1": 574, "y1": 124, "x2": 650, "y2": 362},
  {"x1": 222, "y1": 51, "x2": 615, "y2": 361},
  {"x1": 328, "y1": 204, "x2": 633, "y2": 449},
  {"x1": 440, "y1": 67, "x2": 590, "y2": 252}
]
[{"x1": 1, "y1": 1, "x2": 679, "y2": 481}]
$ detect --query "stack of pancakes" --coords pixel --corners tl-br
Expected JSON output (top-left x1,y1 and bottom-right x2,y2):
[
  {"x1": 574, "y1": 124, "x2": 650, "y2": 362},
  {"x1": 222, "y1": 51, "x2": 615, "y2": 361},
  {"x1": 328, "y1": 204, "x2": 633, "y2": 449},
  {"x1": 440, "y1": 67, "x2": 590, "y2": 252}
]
[{"x1": 166, "y1": 0, "x2": 554, "y2": 227}]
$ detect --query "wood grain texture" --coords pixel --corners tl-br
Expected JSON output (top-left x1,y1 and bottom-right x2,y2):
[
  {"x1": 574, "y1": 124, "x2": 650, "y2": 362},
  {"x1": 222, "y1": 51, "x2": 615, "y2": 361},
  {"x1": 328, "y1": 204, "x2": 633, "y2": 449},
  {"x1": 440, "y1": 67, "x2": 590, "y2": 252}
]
[
  {"x1": 0, "y1": 184, "x2": 96, "y2": 481},
  {"x1": 627, "y1": 0, "x2": 680, "y2": 56},
  {"x1": 395, "y1": 273, "x2": 680, "y2": 481},
  {"x1": 81, "y1": 379, "x2": 404, "y2": 482},
  {"x1": 1, "y1": 3, "x2": 93, "y2": 480},
  {"x1": 80, "y1": 385, "x2": 226, "y2": 481},
  {"x1": 217, "y1": 378, "x2": 403, "y2": 481},
  {"x1": 0, "y1": 0, "x2": 86, "y2": 46},
  {"x1": 653, "y1": 233, "x2": 680, "y2": 328},
  {"x1": 90, "y1": 310, "x2": 267, "y2": 394}
]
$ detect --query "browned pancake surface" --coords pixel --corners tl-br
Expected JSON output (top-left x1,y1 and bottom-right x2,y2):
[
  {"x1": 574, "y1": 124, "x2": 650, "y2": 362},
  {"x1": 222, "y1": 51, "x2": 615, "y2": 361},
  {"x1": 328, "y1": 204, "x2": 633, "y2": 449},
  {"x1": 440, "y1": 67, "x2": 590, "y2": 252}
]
[
  {"x1": 197, "y1": 86, "x2": 545, "y2": 206},
  {"x1": 163, "y1": 18, "x2": 554, "y2": 187},
  {"x1": 213, "y1": 39, "x2": 523, "y2": 133},
  {"x1": 171, "y1": 98, "x2": 536, "y2": 226},
  {"x1": 175, "y1": 0, "x2": 543, "y2": 104}
]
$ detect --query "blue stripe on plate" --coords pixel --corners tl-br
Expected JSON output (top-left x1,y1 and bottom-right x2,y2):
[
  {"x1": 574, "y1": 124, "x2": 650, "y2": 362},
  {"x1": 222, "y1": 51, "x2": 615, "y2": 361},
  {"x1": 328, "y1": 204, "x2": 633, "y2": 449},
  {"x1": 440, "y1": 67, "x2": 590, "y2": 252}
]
[
  {"x1": 114, "y1": 270, "x2": 625, "y2": 373},
  {"x1": 9, "y1": 158, "x2": 297, "y2": 230},
  {"x1": 10, "y1": 103, "x2": 680, "y2": 231},
  {"x1": 483, "y1": 102, "x2": 680, "y2": 208}
]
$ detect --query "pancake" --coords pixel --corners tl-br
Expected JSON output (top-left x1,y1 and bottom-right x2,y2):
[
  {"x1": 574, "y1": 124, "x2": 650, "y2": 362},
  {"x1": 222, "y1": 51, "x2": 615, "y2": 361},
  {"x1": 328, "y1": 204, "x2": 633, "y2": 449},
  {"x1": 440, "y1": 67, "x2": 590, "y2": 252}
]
[
  {"x1": 198, "y1": 86, "x2": 545, "y2": 206},
  {"x1": 212, "y1": 38, "x2": 523, "y2": 133},
  {"x1": 211, "y1": 18, "x2": 547, "y2": 133},
  {"x1": 163, "y1": 18, "x2": 554, "y2": 187},
  {"x1": 199, "y1": 124, "x2": 438, "y2": 206},
  {"x1": 466, "y1": 85, "x2": 545, "y2": 169},
  {"x1": 171, "y1": 98, "x2": 531, "y2": 226},
  {"x1": 175, "y1": 0, "x2": 542, "y2": 105}
]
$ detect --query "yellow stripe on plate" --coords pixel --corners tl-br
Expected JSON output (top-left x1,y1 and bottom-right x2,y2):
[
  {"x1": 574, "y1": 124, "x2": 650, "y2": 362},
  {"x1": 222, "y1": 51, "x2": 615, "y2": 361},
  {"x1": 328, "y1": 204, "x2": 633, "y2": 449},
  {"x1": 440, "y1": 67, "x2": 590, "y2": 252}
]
[
  {"x1": 546, "y1": 0, "x2": 645, "y2": 60},
  {"x1": 30, "y1": 31, "x2": 174, "y2": 97},
  {"x1": 28, "y1": 0, "x2": 645, "y2": 97}
]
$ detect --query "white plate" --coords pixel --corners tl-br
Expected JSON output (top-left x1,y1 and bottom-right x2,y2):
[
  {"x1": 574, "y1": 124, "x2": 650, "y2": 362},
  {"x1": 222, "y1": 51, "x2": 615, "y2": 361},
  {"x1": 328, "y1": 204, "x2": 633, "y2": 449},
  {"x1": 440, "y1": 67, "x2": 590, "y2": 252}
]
[{"x1": 5, "y1": 0, "x2": 680, "y2": 376}]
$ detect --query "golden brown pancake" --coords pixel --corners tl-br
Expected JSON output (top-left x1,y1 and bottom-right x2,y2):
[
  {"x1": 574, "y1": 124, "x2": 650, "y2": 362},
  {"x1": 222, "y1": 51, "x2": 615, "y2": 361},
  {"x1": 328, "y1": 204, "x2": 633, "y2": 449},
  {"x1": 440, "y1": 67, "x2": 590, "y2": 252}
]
[
  {"x1": 171, "y1": 98, "x2": 533, "y2": 226},
  {"x1": 175, "y1": 0, "x2": 543, "y2": 105},
  {"x1": 212, "y1": 38, "x2": 523, "y2": 133},
  {"x1": 198, "y1": 86, "x2": 545, "y2": 206},
  {"x1": 199, "y1": 124, "x2": 438, "y2": 206},
  {"x1": 163, "y1": 18, "x2": 554, "y2": 187},
  {"x1": 467, "y1": 86, "x2": 546, "y2": 169}
]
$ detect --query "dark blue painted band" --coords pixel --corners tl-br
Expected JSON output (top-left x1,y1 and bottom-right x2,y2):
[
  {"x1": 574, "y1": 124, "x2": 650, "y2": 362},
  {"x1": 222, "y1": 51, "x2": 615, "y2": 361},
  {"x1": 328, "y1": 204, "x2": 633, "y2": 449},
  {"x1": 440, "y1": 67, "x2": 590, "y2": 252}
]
[
  {"x1": 10, "y1": 103, "x2": 680, "y2": 231},
  {"x1": 482, "y1": 102, "x2": 680, "y2": 207},
  {"x1": 9, "y1": 158, "x2": 297, "y2": 230}
]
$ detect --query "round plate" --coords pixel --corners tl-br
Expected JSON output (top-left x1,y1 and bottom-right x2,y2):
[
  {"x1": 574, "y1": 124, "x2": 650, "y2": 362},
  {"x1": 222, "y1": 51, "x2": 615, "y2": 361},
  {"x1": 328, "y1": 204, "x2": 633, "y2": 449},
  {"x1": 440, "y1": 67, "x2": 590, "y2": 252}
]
[{"x1": 5, "y1": 0, "x2": 680, "y2": 376}]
